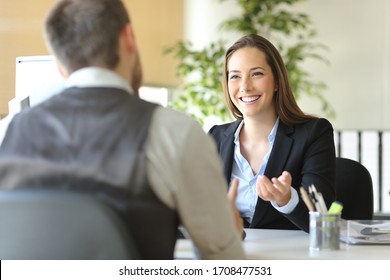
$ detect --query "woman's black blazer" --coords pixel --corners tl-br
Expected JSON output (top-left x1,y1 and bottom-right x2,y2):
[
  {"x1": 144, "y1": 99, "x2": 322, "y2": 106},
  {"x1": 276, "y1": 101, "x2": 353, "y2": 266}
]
[{"x1": 209, "y1": 118, "x2": 336, "y2": 232}]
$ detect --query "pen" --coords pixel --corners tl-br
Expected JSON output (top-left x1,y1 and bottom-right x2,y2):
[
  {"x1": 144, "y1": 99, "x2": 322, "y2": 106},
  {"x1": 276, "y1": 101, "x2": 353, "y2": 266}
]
[
  {"x1": 300, "y1": 187, "x2": 315, "y2": 212},
  {"x1": 307, "y1": 185, "x2": 319, "y2": 212},
  {"x1": 309, "y1": 184, "x2": 328, "y2": 214},
  {"x1": 316, "y1": 192, "x2": 328, "y2": 214}
]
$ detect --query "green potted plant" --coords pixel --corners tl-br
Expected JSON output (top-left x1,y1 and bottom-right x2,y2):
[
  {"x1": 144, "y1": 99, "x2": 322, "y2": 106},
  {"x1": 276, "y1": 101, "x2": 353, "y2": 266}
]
[{"x1": 165, "y1": 0, "x2": 334, "y2": 126}]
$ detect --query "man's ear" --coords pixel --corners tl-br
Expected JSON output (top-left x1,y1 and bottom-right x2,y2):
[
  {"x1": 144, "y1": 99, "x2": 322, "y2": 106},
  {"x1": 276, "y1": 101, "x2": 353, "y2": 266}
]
[
  {"x1": 122, "y1": 24, "x2": 137, "y2": 54},
  {"x1": 55, "y1": 59, "x2": 68, "y2": 79}
]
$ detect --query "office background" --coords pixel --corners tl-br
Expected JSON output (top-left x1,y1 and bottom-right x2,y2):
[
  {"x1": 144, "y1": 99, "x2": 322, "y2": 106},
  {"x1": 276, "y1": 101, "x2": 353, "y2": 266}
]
[
  {"x1": 184, "y1": 0, "x2": 390, "y2": 130},
  {"x1": 0, "y1": 0, "x2": 183, "y2": 117},
  {"x1": 0, "y1": 0, "x2": 389, "y2": 212}
]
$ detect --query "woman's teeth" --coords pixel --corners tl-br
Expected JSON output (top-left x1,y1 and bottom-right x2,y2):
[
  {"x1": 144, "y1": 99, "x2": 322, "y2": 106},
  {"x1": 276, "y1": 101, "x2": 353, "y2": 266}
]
[{"x1": 240, "y1": 96, "x2": 260, "y2": 103}]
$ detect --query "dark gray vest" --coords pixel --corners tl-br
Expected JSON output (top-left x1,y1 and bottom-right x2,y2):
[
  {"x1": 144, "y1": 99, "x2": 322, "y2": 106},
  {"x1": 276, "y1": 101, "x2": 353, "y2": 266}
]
[{"x1": 0, "y1": 87, "x2": 179, "y2": 259}]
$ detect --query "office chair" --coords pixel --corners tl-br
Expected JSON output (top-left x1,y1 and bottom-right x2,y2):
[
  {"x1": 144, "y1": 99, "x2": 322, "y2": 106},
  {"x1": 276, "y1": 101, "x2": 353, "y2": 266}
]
[
  {"x1": 335, "y1": 157, "x2": 374, "y2": 220},
  {"x1": 0, "y1": 189, "x2": 139, "y2": 259}
]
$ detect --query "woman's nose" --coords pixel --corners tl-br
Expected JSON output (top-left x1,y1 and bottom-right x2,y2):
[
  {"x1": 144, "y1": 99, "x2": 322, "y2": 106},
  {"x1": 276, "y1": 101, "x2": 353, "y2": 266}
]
[{"x1": 240, "y1": 76, "x2": 253, "y2": 92}]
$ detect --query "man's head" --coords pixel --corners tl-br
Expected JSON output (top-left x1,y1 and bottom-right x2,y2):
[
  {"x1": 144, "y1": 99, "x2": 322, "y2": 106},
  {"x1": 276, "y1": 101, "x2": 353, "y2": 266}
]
[{"x1": 44, "y1": 0, "x2": 141, "y2": 90}]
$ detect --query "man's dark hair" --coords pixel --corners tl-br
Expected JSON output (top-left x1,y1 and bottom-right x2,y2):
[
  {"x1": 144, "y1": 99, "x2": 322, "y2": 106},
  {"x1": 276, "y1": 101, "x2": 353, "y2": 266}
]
[{"x1": 44, "y1": 0, "x2": 130, "y2": 74}]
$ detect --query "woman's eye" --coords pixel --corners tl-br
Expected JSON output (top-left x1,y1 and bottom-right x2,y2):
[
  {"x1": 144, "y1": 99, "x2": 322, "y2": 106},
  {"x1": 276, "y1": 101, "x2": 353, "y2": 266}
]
[
  {"x1": 253, "y1": 71, "x2": 264, "y2": 77},
  {"x1": 229, "y1": 75, "x2": 239, "y2": 80}
]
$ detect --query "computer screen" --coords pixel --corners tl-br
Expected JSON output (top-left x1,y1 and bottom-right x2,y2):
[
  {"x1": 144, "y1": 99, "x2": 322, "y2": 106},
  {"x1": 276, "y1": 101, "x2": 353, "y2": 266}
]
[
  {"x1": 14, "y1": 55, "x2": 169, "y2": 110},
  {"x1": 15, "y1": 55, "x2": 66, "y2": 108}
]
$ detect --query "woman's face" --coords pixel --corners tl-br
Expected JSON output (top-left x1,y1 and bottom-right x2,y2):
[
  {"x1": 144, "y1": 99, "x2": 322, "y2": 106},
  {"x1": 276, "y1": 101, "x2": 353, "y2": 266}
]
[{"x1": 227, "y1": 47, "x2": 277, "y2": 119}]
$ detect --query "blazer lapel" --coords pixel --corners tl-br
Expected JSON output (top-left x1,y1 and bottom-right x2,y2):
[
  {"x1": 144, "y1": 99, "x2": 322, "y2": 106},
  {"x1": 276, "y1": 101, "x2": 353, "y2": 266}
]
[
  {"x1": 219, "y1": 121, "x2": 240, "y2": 185},
  {"x1": 250, "y1": 122, "x2": 295, "y2": 227},
  {"x1": 264, "y1": 122, "x2": 294, "y2": 178}
]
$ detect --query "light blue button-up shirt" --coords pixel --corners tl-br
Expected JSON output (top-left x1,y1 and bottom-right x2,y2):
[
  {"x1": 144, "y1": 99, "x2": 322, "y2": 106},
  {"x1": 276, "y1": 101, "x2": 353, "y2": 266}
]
[{"x1": 231, "y1": 118, "x2": 298, "y2": 223}]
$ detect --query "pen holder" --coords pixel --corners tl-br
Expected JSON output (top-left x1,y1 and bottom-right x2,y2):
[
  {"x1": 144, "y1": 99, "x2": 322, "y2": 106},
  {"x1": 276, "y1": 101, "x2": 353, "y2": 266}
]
[{"x1": 309, "y1": 211, "x2": 341, "y2": 251}]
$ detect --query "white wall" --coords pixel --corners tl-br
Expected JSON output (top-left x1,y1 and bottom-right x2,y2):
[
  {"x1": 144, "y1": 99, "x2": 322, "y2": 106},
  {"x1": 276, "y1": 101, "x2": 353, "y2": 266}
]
[
  {"x1": 184, "y1": 0, "x2": 239, "y2": 49},
  {"x1": 296, "y1": 0, "x2": 390, "y2": 130},
  {"x1": 184, "y1": 0, "x2": 390, "y2": 130}
]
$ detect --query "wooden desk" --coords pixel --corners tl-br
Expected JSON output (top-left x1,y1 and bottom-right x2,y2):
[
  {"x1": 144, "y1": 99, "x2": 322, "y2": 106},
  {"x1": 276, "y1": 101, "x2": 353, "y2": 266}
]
[{"x1": 174, "y1": 228, "x2": 390, "y2": 259}]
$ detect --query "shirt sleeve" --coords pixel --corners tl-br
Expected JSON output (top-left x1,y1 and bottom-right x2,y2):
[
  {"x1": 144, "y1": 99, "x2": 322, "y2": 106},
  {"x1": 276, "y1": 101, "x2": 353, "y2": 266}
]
[
  {"x1": 146, "y1": 107, "x2": 246, "y2": 259},
  {"x1": 271, "y1": 187, "x2": 299, "y2": 214}
]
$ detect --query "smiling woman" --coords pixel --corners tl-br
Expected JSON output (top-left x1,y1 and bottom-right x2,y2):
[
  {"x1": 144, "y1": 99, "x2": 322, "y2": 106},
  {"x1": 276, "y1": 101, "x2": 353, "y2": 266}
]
[{"x1": 208, "y1": 34, "x2": 336, "y2": 233}]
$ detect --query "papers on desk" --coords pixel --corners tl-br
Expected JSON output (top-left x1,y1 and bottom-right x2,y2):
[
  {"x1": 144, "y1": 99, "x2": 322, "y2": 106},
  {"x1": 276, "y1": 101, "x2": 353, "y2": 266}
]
[{"x1": 340, "y1": 220, "x2": 390, "y2": 244}]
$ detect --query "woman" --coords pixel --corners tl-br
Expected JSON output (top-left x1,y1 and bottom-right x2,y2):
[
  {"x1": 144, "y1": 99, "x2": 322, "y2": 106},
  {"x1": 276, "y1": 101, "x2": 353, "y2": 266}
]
[{"x1": 209, "y1": 34, "x2": 336, "y2": 232}]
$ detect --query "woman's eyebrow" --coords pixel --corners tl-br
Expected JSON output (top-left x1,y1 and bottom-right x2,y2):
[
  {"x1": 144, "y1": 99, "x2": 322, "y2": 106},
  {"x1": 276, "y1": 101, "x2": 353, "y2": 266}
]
[
  {"x1": 250, "y1": 66, "x2": 266, "y2": 71},
  {"x1": 228, "y1": 66, "x2": 266, "y2": 73}
]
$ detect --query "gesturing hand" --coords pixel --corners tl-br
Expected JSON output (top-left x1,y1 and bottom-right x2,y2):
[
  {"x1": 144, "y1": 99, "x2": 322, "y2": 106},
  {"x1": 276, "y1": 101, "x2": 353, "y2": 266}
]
[
  {"x1": 256, "y1": 171, "x2": 292, "y2": 207},
  {"x1": 227, "y1": 178, "x2": 244, "y2": 235}
]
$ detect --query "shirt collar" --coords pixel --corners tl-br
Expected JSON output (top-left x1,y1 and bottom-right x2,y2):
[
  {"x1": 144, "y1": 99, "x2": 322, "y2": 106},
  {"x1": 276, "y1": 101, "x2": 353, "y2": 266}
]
[
  {"x1": 234, "y1": 117, "x2": 280, "y2": 144},
  {"x1": 269, "y1": 117, "x2": 279, "y2": 143},
  {"x1": 65, "y1": 67, "x2": 134, "y2": 94},
  {"x1": 234, "y1": 120, "x2": 244, "y2": 144}
]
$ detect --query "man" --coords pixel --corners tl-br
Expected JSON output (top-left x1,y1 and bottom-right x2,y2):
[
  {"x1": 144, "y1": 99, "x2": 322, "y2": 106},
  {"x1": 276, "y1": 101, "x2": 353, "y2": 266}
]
[{"x1": 0, "y1": 0, "x2": 245, "y2": 259}]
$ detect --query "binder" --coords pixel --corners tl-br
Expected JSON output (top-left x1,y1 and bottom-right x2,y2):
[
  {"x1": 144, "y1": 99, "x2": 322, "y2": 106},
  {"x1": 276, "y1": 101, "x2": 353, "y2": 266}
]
[{"x1": 340, "y1": 220, "x2": 390, "y2": 244}]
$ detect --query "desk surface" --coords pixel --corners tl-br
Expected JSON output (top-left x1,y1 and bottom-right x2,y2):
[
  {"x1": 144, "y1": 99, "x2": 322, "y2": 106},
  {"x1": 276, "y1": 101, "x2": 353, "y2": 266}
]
[{"x1": 175, "y1": 229, "x2": 390, "y2": 259}]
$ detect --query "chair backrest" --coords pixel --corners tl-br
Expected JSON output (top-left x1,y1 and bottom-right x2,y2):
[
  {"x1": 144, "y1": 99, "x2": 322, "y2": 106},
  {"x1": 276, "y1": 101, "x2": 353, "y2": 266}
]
[
  {"x1": 0, "y1": 189, "x2": 139, "y2": 260},
  {"x1": 335, "y1": 157, "x2": 374, "y2": 220}
]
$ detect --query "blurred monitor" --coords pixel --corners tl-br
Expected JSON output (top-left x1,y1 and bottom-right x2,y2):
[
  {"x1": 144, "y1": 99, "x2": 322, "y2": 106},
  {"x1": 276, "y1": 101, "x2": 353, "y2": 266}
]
[
  {"x1": 15, "y1": 55, "x2": 65, "y2": 109},
  {"x1": 14, "y1": 55, "x2": 168, "y2": 112}
]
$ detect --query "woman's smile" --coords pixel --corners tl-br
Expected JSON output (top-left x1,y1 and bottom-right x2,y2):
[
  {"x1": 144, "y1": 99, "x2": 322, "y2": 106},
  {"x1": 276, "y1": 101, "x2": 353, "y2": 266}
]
[{"x1": 240, "y1": 95, "x2": 261, "y2": 104}]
